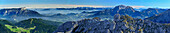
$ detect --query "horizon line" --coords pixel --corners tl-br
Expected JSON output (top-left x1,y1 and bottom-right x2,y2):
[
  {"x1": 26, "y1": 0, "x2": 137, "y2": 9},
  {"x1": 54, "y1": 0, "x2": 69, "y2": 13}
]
[{"x1": 0, "y1": 4, "x2": 170, "y2": 9}]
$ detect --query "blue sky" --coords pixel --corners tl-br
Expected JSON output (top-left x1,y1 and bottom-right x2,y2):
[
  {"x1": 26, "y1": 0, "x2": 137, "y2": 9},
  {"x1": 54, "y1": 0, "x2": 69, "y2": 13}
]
[{"x1": 1, "y1": 0, "x2": 170, "y2": 8}]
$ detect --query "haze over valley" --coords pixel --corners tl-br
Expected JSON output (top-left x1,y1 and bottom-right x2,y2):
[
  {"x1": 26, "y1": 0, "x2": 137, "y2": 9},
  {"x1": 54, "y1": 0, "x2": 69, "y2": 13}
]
[{"x1": 0, "y1": 0, "x2": 170, "y2": 33}]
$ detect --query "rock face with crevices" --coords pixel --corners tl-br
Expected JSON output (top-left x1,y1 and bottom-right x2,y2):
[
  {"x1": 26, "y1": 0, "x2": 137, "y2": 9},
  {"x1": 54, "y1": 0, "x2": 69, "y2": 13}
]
[
  {"x1": 54, "y1": 14, "x2": 170, "y2": 33},
  {"x1": 54, "y1": 21, "x2": 77, "y2": 33}
]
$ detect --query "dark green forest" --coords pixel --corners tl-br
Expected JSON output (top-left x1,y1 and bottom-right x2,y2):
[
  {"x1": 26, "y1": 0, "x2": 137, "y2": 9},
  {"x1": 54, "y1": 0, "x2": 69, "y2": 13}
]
[{"x1": 0, "y1": 18, "x2": 63, "y2": 33}]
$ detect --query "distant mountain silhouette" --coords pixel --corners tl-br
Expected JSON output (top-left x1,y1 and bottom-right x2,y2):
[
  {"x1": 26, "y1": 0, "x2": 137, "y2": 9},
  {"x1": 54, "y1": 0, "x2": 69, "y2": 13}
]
[
  {"x1": 88, "y1": 5, "x2": 169, "y2": 19},
  {"x1": 146, "y1": 9, "x2": 170, "y2": 23},
  {"x1": 0, "y1": 7, "x2": 43, "y2": 17},
  {"x1": 142, "y1": 8, "x2": 167, "y2": 17},
  {"x1": 90, "y1": 5, "x2": 143, "y2": 18}
]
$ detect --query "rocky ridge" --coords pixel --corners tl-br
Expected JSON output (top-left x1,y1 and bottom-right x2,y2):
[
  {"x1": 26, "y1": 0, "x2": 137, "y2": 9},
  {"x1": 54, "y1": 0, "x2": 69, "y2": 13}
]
[
  {"x1": 0, "y1": 7, "x2": 42, "y2": 17},
  {"x1": 54, "y1": 14, "x2": 170, "y2": 33},
  {"x1": 146, "y1": 9, "x2": 170, "y2": 23}
]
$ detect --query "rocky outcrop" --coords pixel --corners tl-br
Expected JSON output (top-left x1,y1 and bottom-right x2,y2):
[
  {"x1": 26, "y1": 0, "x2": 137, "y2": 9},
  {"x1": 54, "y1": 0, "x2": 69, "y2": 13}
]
[
  {"x1": 54, "y1": 17, "x2": 116, "y2": 33},
  {"x1": 113, "y1": 14, "x2": 121, "y2": 21},
  {"x1": 54, "y1": 21, "x2": 78, "y2": 33},
  {"x1": 54, "y1": 14, "x2": 170, "y2": 33}
]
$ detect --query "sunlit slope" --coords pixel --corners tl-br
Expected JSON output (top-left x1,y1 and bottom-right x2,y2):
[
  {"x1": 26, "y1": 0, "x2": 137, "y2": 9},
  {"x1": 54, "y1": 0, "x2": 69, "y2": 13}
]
[{"x1": 5, "y1": 24, "x2": 36, "y2": 33}]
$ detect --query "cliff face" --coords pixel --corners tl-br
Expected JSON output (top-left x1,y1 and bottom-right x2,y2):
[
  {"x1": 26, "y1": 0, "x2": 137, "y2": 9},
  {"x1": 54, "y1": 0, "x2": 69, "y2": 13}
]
[{"x1": 54, "y1": 14, "x2": 170, "y2": 33}]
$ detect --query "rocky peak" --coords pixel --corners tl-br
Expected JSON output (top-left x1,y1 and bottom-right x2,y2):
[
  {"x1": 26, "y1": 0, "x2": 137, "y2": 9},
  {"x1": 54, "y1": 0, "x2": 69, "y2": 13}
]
[
  {"x1": 126, "y1": 6, "x2": 133, "y2": 9},
  {"x1": 54, "y1": 15, "x2": 170, "y2": 33},
  {"x1": 0, "y1": 8, "x2": 42, "y2": 17},
  {"x1": 20, "y1": 7, "x2": 26, "y2": 11},
  {"x1": 114, "y1": 14, "x2": 121, "y2": 21},
  {"x1": 1, "y1": 7, "x2": 26, "y2": 11},
  {"x1": 112, "y1": 5, "x2": 135, "y2": 12},
  {"x1": 54, "y1": 17, "x2": 116, "y2": 33},
  {"x1": 114, "y1": 5, "x2": 127, "y2": 10},
  {"x1": 125, "y1": 6, "x2": 135, "y2": 11},
  {"x1": 117, "y1": 5, "x2": 126, "y2": 7}
]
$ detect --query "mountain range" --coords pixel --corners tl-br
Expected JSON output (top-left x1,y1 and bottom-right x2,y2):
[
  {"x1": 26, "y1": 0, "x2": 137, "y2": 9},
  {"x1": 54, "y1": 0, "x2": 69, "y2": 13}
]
[
  {"x1": 0, "y1": 7, "x2": 43, "y2": 17},
  {"x1": 0, "y1": 5, "x2": 170, "y2": 33},
  {"x1": 141, "y1": 8, "x2": 167, "y2": 18},
  {"x1": 0, "y1": 5, "x2": 169, "y2": 23},
  {"x1": 88, "y1": 5, "x2": 168, "y2": 19},
  {"x1": 146, "y1": 9, "x2": 170, "y2": 23}
]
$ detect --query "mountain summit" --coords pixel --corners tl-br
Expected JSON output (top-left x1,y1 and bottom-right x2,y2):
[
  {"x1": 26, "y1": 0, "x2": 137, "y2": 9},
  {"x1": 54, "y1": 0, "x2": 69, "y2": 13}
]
[
  {"x1": 113, "y1": 5, "x2": 127, "y2": 10},
  {"x1": 91, "y1": 5, "x2": 142, "y2": 18},
  {"x1": 112, "y1": 5, "x2": 135, "y2": 12}
]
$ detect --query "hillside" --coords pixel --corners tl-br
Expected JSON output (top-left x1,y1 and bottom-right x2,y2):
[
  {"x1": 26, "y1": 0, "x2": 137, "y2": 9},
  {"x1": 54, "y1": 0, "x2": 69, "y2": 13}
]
[
  {"x1": 15, "y1": 18, "x2": 63, "y2": 33},
  {"x1": 0, "y1": 20, "x2": 14, "y2": 33}
]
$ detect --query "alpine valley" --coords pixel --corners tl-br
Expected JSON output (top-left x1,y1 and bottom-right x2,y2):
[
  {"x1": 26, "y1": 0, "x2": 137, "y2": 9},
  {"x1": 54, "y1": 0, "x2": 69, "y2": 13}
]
[{"x1": 0, "y1": 5, "x2": 169, "y2": 33}]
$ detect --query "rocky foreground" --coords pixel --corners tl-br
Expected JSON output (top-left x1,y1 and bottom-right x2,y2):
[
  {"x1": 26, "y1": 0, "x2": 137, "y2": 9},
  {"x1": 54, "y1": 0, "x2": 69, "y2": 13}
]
[{"x1": 54, "y1": 14, "x2": 170, "y2": 33}]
